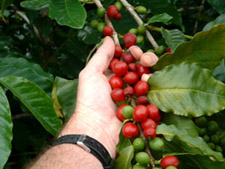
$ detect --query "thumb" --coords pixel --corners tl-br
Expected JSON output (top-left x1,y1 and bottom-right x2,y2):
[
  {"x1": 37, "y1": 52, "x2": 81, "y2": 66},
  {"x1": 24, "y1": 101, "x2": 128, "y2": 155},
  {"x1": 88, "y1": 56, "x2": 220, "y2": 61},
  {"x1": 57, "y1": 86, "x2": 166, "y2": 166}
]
[{"x1": 86, "y1": 37, "x2": 115, "y2": 73}]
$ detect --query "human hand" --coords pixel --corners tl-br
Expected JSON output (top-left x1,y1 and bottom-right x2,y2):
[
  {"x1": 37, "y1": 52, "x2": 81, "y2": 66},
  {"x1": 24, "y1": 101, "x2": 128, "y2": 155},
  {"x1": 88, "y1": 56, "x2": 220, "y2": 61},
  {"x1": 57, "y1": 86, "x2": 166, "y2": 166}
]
[{"x1": 60, "y1": 37, "x2": 122, "y2": 158}]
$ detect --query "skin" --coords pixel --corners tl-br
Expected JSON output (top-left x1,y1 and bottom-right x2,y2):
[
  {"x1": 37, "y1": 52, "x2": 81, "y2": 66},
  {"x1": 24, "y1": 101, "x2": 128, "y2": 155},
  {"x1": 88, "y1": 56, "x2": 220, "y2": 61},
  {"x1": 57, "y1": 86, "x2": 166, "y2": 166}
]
[{"x1": 28, "y1": 37, "x2": 156, "y2": 169}]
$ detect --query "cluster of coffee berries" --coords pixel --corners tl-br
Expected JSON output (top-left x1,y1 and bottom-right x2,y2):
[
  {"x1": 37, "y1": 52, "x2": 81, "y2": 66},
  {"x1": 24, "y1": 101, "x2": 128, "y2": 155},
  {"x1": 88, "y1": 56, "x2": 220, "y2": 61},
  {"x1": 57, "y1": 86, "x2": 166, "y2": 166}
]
[
  {"x1": 196, "y1": 116, "x2": 225, "y2": 155},
  {"x1": 90, "y1": 2, "x2": 122, "y2": 36}
]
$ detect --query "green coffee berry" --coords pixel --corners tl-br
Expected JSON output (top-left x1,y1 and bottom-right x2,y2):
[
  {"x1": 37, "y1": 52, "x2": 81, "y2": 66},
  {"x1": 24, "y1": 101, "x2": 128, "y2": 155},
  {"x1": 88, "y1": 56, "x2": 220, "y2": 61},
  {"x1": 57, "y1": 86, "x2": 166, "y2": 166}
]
[
  {"x1": 149, "y1": 137, "x2": 164, "y2": 151},
  {"x1": 137, "y1": 25, "x2": 146, "y2": 35},
  {"x1": 196, "y1": 116, "x2": 207, "y2": 127},
  {"x1": 208, "y1": 121, "x2": 219, "y2": 132},
  {"x1": 198, "y1": 128, "x2": 207, "y2": 136},
  {"x1": 135, "y1": 152, "x2": 150, "y2": 166},
  {"x1": 129, "y1": 28, "x2": 138, "y2": 35},
  {"x1": 97, "y1": 7, "x2": 105, "y2": 18},
  {"x1": 122, "y1": 105, "x2": 134, "y2": 119},
  {"x1": 137, "y1": 35, "x2": 144, "y2": 43},
  {"x1": 215, "y1": 145, "x2": 223, "y2": 152},
  {"x1": 135, "y1": 6, "x2": 147, "y2": 14},
  {"x1": 156, "y1": 46, "x2": 166, "y2": 55},
  {"x1": 90, "y1": 20, "x2": 98, "y2": 29},
  {"x1": 203, "y1": 135, "x2": 210, "y2": 142},
  {"x1": 147, "y1": 49, "x2": 155, "y2": 53},
  {"x1": 133, "y1": 137, "x2": 146, "y2": 151},
  {"x1": 97, "y1": 22, "x2": 105, "y2": 33},
  {"x1": 208, "y1": 142, "x2": 215, "y2": 150},
  {"x1": 114, "y1": 1, "x2": 123, "y2": 10},
  {"x1": 166, "y1": 166, "x2": 177, "y2": 169},
  {"x1": 211, "y1": 135, "x2": 219, "y2": 144}
]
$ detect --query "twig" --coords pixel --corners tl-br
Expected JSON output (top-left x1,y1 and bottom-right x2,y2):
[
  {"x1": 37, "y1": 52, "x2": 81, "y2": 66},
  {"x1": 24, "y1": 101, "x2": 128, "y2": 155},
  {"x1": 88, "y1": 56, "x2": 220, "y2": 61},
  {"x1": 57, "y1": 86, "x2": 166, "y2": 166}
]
[
  {"x1": 178, "y1": 6, "x2": 200, "y2": 12},
  {"x1": 86, "y1": 44, "x2": 98, "y2": 64},
  {"x1": 137, "y1": 124, "x2": 155, "y2": 168},
  {"x1": 12, "y1": 114, "x2": 33, "y2": 120},
  {"x1": 93, "y1": 0, "x2": 120, "y2": 45},
  {"x1": 131, "y1": 98, "x2": 155, "y2": 168},
  {"x1": 193, "y1": 0, "x2": 206, "y2": 34},
  {"x1": 119, "y1": 0, "x2": 159, "y2": 50},
  {"x1": 147, "y1": 25, "x2": 193, "y2": 40}
]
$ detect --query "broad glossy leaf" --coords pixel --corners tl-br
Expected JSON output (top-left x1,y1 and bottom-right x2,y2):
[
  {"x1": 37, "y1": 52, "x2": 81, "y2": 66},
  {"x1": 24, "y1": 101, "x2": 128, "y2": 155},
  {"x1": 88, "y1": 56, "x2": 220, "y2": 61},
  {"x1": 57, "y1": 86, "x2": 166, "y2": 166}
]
[
  {"x1": 0, "y1": 57, "x2": 54, "y2": 94},
  {"x1": 55, "y1": 77, "x2": 78, "y2": 121},
  {"x1": 52, "y1": 83, "x2": 63, "y2": 118},
  {"x1": 1, "y1": 0, "x2": 14, "y2": 21},
  {"x1": 49, "y1": 0, "x2": 86, "y2": 29},
  {"x1": 179, "y1": 155, "x2": 225, "y2": 169},
  {"x1": 207, "y1": 0, "x2": 225, "y2": 14},
  {"x1": 157, "y1": 124, "x2": 224, "y2": 161},
  {"x1": 0, "y1": 87, "x2": 13, "y2": 169},
  {"x1": 147, "y1": 13, "x2": 173, "y2": 24},
  {"x1": 153, "y1": 24, "x2": 225, "y2": 71},
  {"x1": 213, "y1": 59, "x2": 225, "y2": 83},
  {"x1": 148, "y1": 63, "x2": 225, "y2": 117},
  {"x1": 162, "y1": 114, "x2": 199, "y2": 137},
  {"x1": 141, "y1": 0, "x2": 183, "y2": 30},
  {"x1": 203, "y1": 14, "x2": 225, "y2": 31},
  {"x1": 78, "y1": 26, "x2": 101, "y2": 45},
  {"x1": 161, "y1": 28, "x2": 185, "y2": 51},
  {"x1": 0, "y1": 76, "x2": 62, "y2": 136},
  {"x1": 20, "y1": 0, "x2": 49, "y2": 10},
  {"x1": 115, "y1": 131, "x2": 133, "y2": 169}
]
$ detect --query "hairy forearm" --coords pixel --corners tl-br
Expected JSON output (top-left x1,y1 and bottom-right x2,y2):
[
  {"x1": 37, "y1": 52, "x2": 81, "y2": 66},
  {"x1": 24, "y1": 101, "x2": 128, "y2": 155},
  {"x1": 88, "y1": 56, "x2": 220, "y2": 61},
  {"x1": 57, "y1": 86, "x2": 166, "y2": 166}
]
[{"x1": 29, "y1": 144, "x2": 103, "y2": 169}]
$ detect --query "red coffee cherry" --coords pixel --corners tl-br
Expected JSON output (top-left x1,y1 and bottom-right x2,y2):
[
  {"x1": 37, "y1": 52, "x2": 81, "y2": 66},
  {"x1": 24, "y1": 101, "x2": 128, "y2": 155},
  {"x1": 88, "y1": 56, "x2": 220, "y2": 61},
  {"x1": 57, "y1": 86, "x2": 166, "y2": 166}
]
[
  {"x1": 166, "y1": 47, "x2": 172, "y2": 53},
  {"x1": 135, "y1": 80, "x2": 149, "y2": 96},
  {"x1": 109, "y1": 58, "x2": 119, "y2": 70},
  {"x1": 109, "y1": 75, "x2": 124, "y2": 89},
  {"x1": 115, "y1": 13, "x2": 122, "y2": 20},
  {"x1": 103, "y1": 26, "x2": 113, "y2": 36},
  {"x1": 141, "y1": 118, "x2": 157, "y2": 129},
  {"x1": 111, "y1": 88, "x2": 125, "y2": 102},
  {"x1": 114, "y1": 45, "x2": 123, "y2": 57},
  {"x1": 123, "y1": 33, "x2": 137, "y2": 48},
  {"x1": 122, "y1": 52, "x2": 135, "y2": 63},
  {"x1": 128, "y1": 63, "x2": 137, "y2": 72},
  {"x1": 112, "y1": 61, "x2": 128, "y2": 76},
  {"x1": 107, "y1": 5, "x2": 119, "y2": 18},
  {"x1": 147, "y1": 104, "x2": 161, "y2": 122},
  {"x1": 117, "y1": 104, "x2": 128, "y2": 121},
  {"x1": 122, "y1": 122, "x2": 139, "y2": 139},
  {"x1": 143, "y1": 127, "x2": 156, "y2": 139},
  {"x1": 137, "y1": 64, "x2": 150, "y2": 77},
  {"x1": 133, "y1": 105, "x2": 148, "y2": 122},
  {"x1": 136, "y1": 96, "x2": 149, "y2": 105},
  {"x1": 160, "y1": 156, "x2": 179, "y2": 169},
  {"x1": 124, "y1": 86, "x2": 134, "y2": 96},
  {"x1": 124, "y1": 72, "x2": 139, "y2": 84}
]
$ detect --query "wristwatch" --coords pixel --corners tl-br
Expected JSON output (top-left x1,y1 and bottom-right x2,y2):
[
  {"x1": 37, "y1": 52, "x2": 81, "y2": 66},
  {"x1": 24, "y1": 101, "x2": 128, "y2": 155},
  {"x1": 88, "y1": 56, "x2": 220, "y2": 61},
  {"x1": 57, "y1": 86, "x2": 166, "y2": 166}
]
[{"x1": 54, "y1": 134, "x2": 115, "y2": 169}]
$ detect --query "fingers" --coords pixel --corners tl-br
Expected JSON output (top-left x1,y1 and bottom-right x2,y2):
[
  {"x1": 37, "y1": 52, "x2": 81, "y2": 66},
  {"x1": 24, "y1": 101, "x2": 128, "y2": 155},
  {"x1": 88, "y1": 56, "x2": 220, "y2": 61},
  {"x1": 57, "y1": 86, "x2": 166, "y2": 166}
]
[
  {"x1": 140, "y1": 52, "x2": 158, "y2": 67},
  {"x1": 129, "y1": 46, "x2": 143, "y2": 60},
  {"x1": 86, "y1": 37, "x2": 115, "y2": 73}
]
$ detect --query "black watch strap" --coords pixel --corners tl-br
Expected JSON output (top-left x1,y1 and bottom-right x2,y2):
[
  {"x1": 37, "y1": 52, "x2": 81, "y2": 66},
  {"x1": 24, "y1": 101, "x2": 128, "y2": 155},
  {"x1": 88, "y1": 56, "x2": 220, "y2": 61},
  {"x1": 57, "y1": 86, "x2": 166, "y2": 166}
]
[{"x1": 54, "y1": 135, "x2": 114, "y2": 169}]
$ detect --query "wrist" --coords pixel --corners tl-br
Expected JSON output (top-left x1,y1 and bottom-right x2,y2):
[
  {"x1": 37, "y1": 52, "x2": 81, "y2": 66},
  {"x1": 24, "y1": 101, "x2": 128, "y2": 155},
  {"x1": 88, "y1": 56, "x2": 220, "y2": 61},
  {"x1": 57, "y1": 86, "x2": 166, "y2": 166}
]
[{"x1": 60, "y1": 110, "x2": 120, "y2": 158}]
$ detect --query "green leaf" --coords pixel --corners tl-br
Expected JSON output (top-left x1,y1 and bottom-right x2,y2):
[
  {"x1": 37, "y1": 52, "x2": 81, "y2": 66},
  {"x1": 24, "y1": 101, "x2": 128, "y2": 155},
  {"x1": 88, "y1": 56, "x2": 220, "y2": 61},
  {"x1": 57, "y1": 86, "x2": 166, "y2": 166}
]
[
  {"x1": 213, "y1": 59, "x2": 225, "y2": 83},
  {"x1": 0, "y1": 76, "x2": 62, "y2": 136},
  {"x1": 0, "y1": 87, "x2": 13, "y2": 169},
  {"x1": 49, "y1": 0, "x2": 87, "y2": 29},
  {"x1": 55, "y1": 77, "x2": 78, "y2": 121},
  {"x1": 20, "y1": 0, "x2": 49, "y2": 10},
  {"x1": 148, "y1": 63, "x2": 225, "y2": 117},
  {"x1": 147, "y1": 13, "x2": 173, "y2": 24},
  {"x1": 207, "y1": 0, "x2": 225, "y2": 14},
  {"x1": 203, "y1": 14, "x2": 225, "y2": 31},
  {"x1": 179, "y1": 155, "x2": 225, "y2": 169},
  {"x1": 115, "y1": 130, "x2": 133, "y2": 169},
  {"x1": 153, "y1": 24, "x2": 225, "y2": 71},
  {"x1": 161, "y1": 28, "x2": 185, "y2": 51},
  {"x1": 1, "y1": 0, "x2": 14, "y2": 21},
  {"x1": 78, "y1": 26, "x2": 101, "y2": 45},
  {"x1": 0, "y1": 57, "x2": 54, "y2": 94},
  {"x1": 157, "y1": 123, "x2": 224, "y2": 161},
  {"x1": 141, "y1": 0, "x2": 183, "y2": 30}
]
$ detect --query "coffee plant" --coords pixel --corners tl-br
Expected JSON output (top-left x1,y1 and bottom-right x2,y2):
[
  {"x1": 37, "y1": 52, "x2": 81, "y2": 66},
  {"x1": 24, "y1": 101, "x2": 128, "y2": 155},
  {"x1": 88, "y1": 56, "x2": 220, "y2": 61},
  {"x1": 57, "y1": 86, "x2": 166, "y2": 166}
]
[{"x1": 1, "y1": 0, "x2": 225, "y2": 168}]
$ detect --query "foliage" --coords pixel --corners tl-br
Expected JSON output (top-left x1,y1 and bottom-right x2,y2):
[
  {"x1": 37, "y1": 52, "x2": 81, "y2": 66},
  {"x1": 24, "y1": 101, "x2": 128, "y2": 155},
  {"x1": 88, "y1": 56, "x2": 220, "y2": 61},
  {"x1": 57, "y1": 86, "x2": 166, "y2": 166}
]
[{"x1": 0, "y1": 0, "x2": 225, "y2": 168}]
